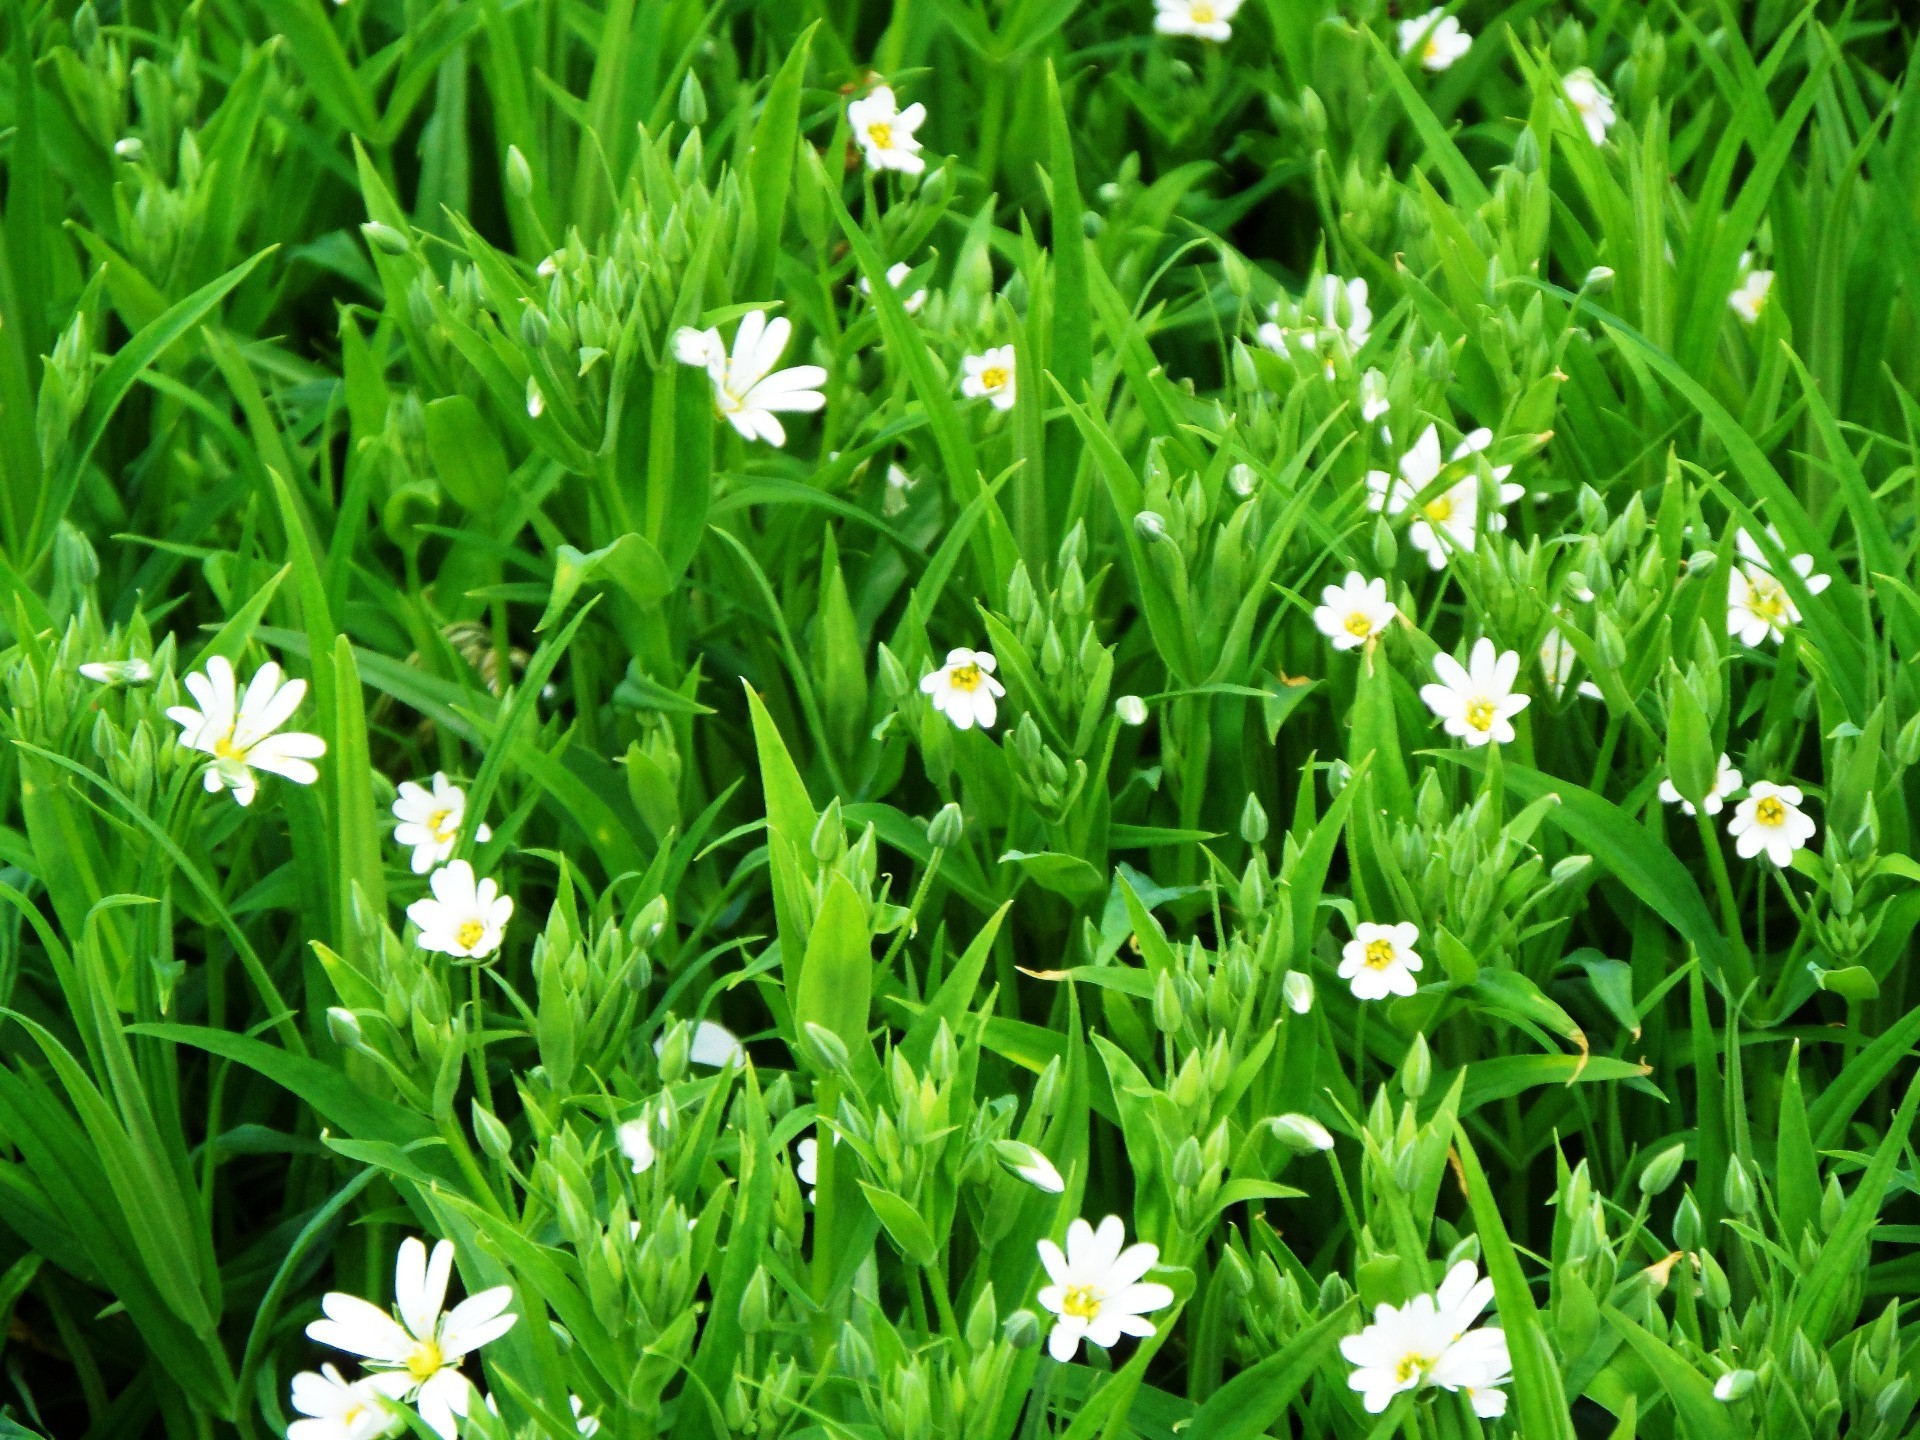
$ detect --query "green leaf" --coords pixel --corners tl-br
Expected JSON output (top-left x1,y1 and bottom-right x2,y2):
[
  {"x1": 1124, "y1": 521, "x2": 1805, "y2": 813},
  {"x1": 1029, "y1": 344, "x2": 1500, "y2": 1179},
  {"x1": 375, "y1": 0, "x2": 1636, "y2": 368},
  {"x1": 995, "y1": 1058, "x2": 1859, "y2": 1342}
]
[
  {"x1": 858, "y1": 1181, "x2": 938, "y2": 1265},
  {"x1": 1182, "y1": 1302, "x2": 1354, "y2": 1439},
  {"x1": 424, "y1": 394, "x2": 511, "y2": 513}
]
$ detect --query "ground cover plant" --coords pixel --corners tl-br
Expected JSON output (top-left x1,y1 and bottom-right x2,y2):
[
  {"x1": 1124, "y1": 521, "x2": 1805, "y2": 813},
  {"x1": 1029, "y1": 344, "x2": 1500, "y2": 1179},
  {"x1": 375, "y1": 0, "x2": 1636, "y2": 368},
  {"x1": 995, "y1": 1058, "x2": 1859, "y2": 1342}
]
[{"x1": 0, "y1": 0, "x2": 1918, "y2": 1435}]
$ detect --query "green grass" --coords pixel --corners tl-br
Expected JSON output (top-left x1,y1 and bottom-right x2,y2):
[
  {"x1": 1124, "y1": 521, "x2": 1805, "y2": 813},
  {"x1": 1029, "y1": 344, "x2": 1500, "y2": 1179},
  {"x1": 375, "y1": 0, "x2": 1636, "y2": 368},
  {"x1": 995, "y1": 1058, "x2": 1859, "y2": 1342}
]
[{"x1": 0, "y1": 0, "x2": 1918, "y2": 1436}]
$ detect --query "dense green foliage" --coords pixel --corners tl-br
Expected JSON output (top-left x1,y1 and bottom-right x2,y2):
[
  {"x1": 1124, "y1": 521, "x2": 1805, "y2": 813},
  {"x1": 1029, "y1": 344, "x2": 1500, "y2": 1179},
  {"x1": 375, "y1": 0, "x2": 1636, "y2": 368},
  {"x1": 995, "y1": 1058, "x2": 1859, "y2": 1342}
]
[{"x1": 1, "y1": 0, "x2": 1919, "y2": 1436}]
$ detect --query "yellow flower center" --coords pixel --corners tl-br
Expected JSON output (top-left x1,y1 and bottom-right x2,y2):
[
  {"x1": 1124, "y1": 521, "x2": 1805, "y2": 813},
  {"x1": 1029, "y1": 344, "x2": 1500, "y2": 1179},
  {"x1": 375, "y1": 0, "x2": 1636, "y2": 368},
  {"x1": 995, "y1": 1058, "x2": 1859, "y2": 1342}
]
[
  {"x1": 1190, "y1": 0, "x2": 1216, "y2": 19},
  {"x1": 405, "y1": 1338, "x2": 445, "y2": 1383},
  {"x1": 1396, "y1": 1351, "x2": 1438, "y2": 1384},
  {"x1": 456, "y1": 918, "x2": 487, "y2": 951},
  {"x1": 1746, "y1": 574, "x2": 1788, "y2": 620},
  {"x1": 1364, "y1": 939, "x2": 1396, "y2": 970},
  {"x1": 949, "y1": 663, "x2": 983, "y2": 692},
  {"x1": 213, "y1": 732, "x2": 245, "y2": 761},
  {"x1": 427, "y1": 807, "x2": 456, "y2": 841},
  {"x1": 1060, "y1": 1285, "x2": 1102, "y2": 1319},
  {"x1": 1465, "y1": 699, "x2": 1498, "y2": 731},
  {"x1": 868, "y1": 121, "x2": 893, "y2": 150},
  {"x1": 1422, "y1": 496, "x2": 1453, "y2": 522},
  {"x1": 1344, "y1": 611, "x2": 1375, "y2": 638},
  {"x1": 1755, "y1": 796, "x2": 1786, "y2": 828},
  {"x1": 1423, "y1": 37, "x2": 1444, "y2": 63},
  {"x1": 979, "y1": 365, "x2": 1008, "y2": 392}
]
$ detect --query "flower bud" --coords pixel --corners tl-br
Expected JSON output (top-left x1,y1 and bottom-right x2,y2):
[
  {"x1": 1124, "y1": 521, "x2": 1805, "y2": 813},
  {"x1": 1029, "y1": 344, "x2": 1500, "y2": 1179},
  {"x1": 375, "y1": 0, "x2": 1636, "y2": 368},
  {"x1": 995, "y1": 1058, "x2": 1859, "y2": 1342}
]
[
  {"x1": 1402, "y1": 1033, "x2": 1432, "y2": 1099},
  {"x1": 1697, "y1": 1248, "x2": 1731, "y2": 1309},
  {"x1": 802, "y1": 1022, "x2": 853, "y2": 1076},
  {"x1": 634, "y1": 894, "x2": 669, "y2": 947},
  {"x1": 1723, "y1": 1155, "x2": 1755, "y2": 1216},
  {"x1": 326, "y1": 1007, "x2": 365, "y2": 1050},
  {"x1": 361, "y1": 221, "x2": 410, "y2": 256},
  {"x1": 1898, "y1": 710, "x2": 1920, "y2": 767},
  {"x1": 1134, "y1": 510, "x2": 1168, "y2": 542},
  {"x1": 1239, "y1": 793, "x2": 1269, "y2": 845},
  {"x1": 504, "y1": 145, "x2": 533, "y2": 201},
  {"x1": 1116, "y1": 695, "x2": 1148, "y2": 726},
  {"x1": 1713, "y1": 1368, "x2": 1757, "y2": 1402},
  {"x1": 965, "y1": 1284, "x2": 998, "y2": 1351},
  {"x1": 928, "y1": 802, "x2": 964, "y2": 849},
  {"x1": 838, "y1": 1322, "x2": 876, "y2": 1379},
  {"x1": 1583, "y1": 266, "x2": 1616, "y2": 293},
  {"x1": 1639, "y1": 1142, "x2": 1686, "y2": 1196},
  {"x1": 1282, "y1": 970, "x2": 1314, "y2": 1015},
  {"x1": 739, "y1": 1265, "x2": 772, "y2": 1333},
  {"x1": 1270, "y1": 1114, "x2": 1335, "y2": 1152},
  {"x1": 1152, "y1": 971, "x2": 1184, "y2": 1033},
  {"x1": 1673, "y1": 1189, "x2": 1702, "y2": 1250},
  {"x1": 1820, "y1": 1173, "x2": 1845, "y2": 1233},
  {"x1": 520, "y1": 305, "x2": 550, "y2": 349},
  {"x1": 1372, "y1": 514, "x2": 1398, "y2": 571},
  {"x1": 1003, "y1": 1309, "x2": 1040, "y2": 1348},
  {"x1": 471, "y1": 1102, "x2": 513, "y2": 1159}
]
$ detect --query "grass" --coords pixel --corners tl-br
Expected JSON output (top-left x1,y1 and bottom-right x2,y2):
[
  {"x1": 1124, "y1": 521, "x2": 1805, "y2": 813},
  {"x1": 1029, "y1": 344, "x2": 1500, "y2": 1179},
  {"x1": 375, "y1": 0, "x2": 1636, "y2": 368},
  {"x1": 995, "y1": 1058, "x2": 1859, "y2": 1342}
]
[{"x1": 0, "y1": 0, "x2": 1917, "y2": 1436}]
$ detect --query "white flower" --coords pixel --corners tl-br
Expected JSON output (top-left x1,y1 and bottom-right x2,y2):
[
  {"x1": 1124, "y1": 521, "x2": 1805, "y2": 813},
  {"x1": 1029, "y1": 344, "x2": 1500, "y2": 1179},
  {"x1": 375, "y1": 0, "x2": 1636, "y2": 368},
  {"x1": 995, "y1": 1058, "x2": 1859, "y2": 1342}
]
[
  {"x1": 1421, "y1": 638, "x2": 1531, "y2": 747},
  {"x1": 847, "y1": 86, "x2": 927, "y2": 174},
  {"x1": 1727, "y1": 781, "x2": 1817, "y2": 867},
  {"x1": 860, "y1": 262, "x2": 929, "y2": 314},
  {"x1": 1729, "y1": 255, "x2": 1774, "y2": 325},
  {"x1": 882, "y1": 462, "x2": 918, "y2": 516},
  {"x1": 1116, "y1": 694, "x2": 1149, "y2": 726},
  {"x1": 1359, "y1": 368, "x2": 1390, "y2": 422},
  {"x1": 288, "y1": 1365, "x2": 399, "y2": 1440},
  {"x1": 994, "y1": 1140, "x2": 1067, "y2": 1193},
  {"x1": 406, "y1": 861, "x2": 513, "y2": 959},
  {"x1": 796, "y1": 1135, "x2": 819, "y2": 1201},
  {"x1": 1270, "y1": 1114, "x2": 1336, "y2": 1151},
  {"x1": 1036, "y1": 1216, "x2": 1175, "y2": 1362},
  {"x1": 1319, "y1": 275, "x2": 1372, "y2": 350},
  {"x1": 167, "y1": 655, "x2": 327, "y2": 807},
  {"x1": 1399, "y1": 9, "x2": 1472, "y2": 71},
  {"x1": 919, "y1": 648, "x2": 1006, "y2": 731},
  {"x1": 392, "y1": 774, "x2": 491, "y2": 875},
  {"x1": 570, "y1": 1397, "x2": 600, "y2": 1436},
  {"x1": 1726, "y1": 526, "x2": 1830, "y2": 646},
  {"x1": 961, "y1": 346, "x2": 1017, "y2": 410},
  {"x1": 79, "y1": 658, "x2": 154, "y2": 685},
  {"x1": 619, "y1": 1110, "x2": 660, "y2": 1175},
  {"x1": 1342, "y1": 1261, "x2": 1512, "y2": 1417},
  {"x1": 653, "y1": 1019, "x2": 747, "y2": 1068},
  {"x1": 674, "y1": 310, "x2": 827, "y2": 447},
  {"x1": 1659, "y1": 754, "x2": 1743, "y2": 817},
  {"x1": 1366, "y1": 425, "x2": 1521, "y2": 568},
  {"x1": 1153, "y1": 0, "x2": 1243, "y2": 41},
  {"x1": 1313, "y1": 572, "x2": 1398, "y2": 651},
  {"x1": 1539, "y1": 623, "x2": 1603, "y2": 701},
  {"x1": 306, "y1": 1237, "x2": 517, "y2": 1440},
  {"x1": 1338, "y1": 921, "x2": 1423, "y2": 1001},
  {"x1": 1562, "y1": 68, "x2": 1616, "y2": 144},
  {"x1": 1282, "y1": 970, "x2": 1315, "y2": 1014}
]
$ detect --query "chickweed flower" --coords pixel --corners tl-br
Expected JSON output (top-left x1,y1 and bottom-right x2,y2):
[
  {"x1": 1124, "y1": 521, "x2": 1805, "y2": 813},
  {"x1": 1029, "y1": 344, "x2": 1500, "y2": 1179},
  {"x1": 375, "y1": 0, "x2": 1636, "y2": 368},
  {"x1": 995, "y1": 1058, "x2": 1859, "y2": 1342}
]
[
  {"x1": 392, "y1": 774, "x2": 491, "y2": 875},
  {"x1": 1313, "y1": 572, "x2": 1398, "y2": 651},
  {"x1": 1726, "y1": 525, "x2": 1830, "y2": 647},
  {"x1": 920, "y1": 648, "x2": 1006, "y2": 731},
  {"x1": 407, "y1": 861, "x2": 513, "y2": 960},
  {"x1": 1539, "y1": 626, "x2": 1603, "y2": 701},
  {"x1": 1036, "y1": 1216, "x2": 1175, "y2": 1361},
  {"x1": 1562, "y1": 68, "x2": 1617, "y2": 143},
  {"x1": 1359, "y1": 367, "x2": 1390, "y2": 422},
  {"x1": 167, "y1": 655, "x2": 327, "y2": 807},
  {"x1": 1342, "y1": 1262, "x2": 1512, "y2": 1417},
  {"x1": 306, "y1": 1237, "x2": 517, "y2": 1440},
  {"x1": 859, "y1": 261, "x2": 929, "y2": 314},
  {"x1": 1270, "y1": 1113, "x2": 1336, "y2": 1152},
  {"x1": 1367, "y1": 425, "x2": 1520, "y2": 568},
  {"x1": 1339, "y1": 921, "x2": 1423, "y2": 1001},
  {"x1": 674, "y1": 310, "x2": 827, "y2": 447},
  {"x1": 653, "y1": 1019, "x2": 746, "y2": 1068},
  {"x1": 1420, "y1": 639, "x2": 1531, "y2": 747},
  {"x1": 1152, "y1": 0, "x2": 1243, "y2": 41},
  {"x1": 1659, "y1": 754, "x2": 1742, "y2": 817},
  {"x1": 847, "y1": 85, "x2": 927, "y2": 174},
  {"x1": 1727, "y1": 781, "x2": 1817, "y2": 866},
  {"x1": 287, "y1": 1365, "x2": 397, "y2": 1440},
  {"x1": 1728, "y1": 254, "x2": 1774, "y2": 325},
  {"x1": 796, "y1": 1134, "x2": 819, "y2": 1202},
  {"x1": 79, "y1": 657, "x2": 153, "y2": 685},
  {"x1": 1399, "y1": 8, "x2": 1472, "y2": 71},
  {"x1": 961, "y1": 345, "x2": 1017, "y2": 410}
]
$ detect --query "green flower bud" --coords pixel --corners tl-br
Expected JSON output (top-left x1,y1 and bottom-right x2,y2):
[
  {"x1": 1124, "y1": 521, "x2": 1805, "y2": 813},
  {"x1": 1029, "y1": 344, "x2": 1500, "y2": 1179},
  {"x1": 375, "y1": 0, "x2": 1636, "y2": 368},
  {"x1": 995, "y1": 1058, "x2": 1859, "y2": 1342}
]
[
  {"x1": 326, "y1": 1007, "x2": 365, "y2": 1050},
  {"x1": 1698, "y1": 1249, "x2": 1731, "y2": 1309},
  {"x1": 1402, "y1": 1033, "x2": 1432, "y2": 1100},
  {"x1": 928, "y1": 802, "x2": 964, "y2": 849},
  {"x1": 1003, "y1": 1308, "x2": 1040, "y2": 1348},
  {"x1": 965, "y1": 1284, "x2": 998, "y2": 1351},
  {"x1": 1820, "y1": 1173, "x2": 1846, "y2": 1233},
  {"x1": 1639, "y1": 1142, "x2": 1686, "y2": 1196},
  {"x1": 1116, "y1": 694, "x2": 1148, "y2": 726},
  {"x1": 1282, "y1": 970, "x2": 1314, "y2": 1015},
  {"x1": 1897, "y1": 710, "x2": 1920, "y2": 766},
  {"x1": 471, "y1": 1102, "x2": 513, "y2": 1159},
  {"x1": 1134, "y1": 510, "x2": 1168, "y2": 542},
  {"x1": 1372, "y1": 514, "x2": 1398, "y2": 572},
  {"x1": 1240, "y1": 793, "x2": 1269, "y2": 845},
  {"x1": 738, "y1": 1265, "x2": 772, "y2": 1334},
  {"x1": 1219, "y1": 1246, "x2": 1254, "y2": 1297},
  {"x1": 1723, "y1": 1155, "x2": 1755, "y2": 1216},
  {"x1": 1270, "y1": 1113, "x2": 1335, "y2": 1152},
  {"x1": 1673, "y1": 1189, "x2": 1702, "y2": 1250},
  {"x1": 1152, "y1": 971, "x2": 1184, "y2": 1033},
  {"x1": 678, "y1": 70, "x2": 709, "y2": 127},
  {"x1": 1713, "y1": 1368, "x2": 1757, "y2": 1402},
  {"x1": 505, "y1": 145, "x2": 533, "y2": 201},
  {"x1": 810, "y1": 798, "x2": 844, "y2": 864},
  {"x1": 361, "y1": 221, "x2": 411, "y2": 256},
  {"x1": 838, "y1": 1322, "x2": 876, "y2": 1379},
  {"x1": 802, "y1": 1022, "x2": 853, "y2": 1076},
  {"x1": 520, "y1": 305, "x2": 549, "y2": 349}
]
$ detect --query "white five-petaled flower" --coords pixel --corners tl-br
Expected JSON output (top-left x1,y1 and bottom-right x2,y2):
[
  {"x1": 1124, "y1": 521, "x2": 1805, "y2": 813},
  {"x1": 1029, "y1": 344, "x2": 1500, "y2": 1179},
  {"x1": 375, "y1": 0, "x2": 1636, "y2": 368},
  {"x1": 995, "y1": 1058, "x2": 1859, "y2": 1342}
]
[
  {"x1": 1727, "y1": 781, "x2": 1817, "y2": 867},
  {"x1": 1313, "y1": 572, "x2": 1398, "y2": 652},
  {"x1": 287, "y1": 1365, "x2": 398, "y2": 1440},
  {"x1": 672, "y1": 310, "x2": 827, "y2": 447},
  {"x1": 1726, "y1": 525, "x2": 1830, "y2": 648},
  {"x1": 1343, "y1": 1262, "x2": 1512, "y2": 1417},
  {"x1": 392, "y1": 773, "x2": 492, "y2": 875},
  {"x1": 79, "y1": 657, "x2": 154, "y2": 685},
  {"x1": 1562, "y1": 68, "x2": 1617, "y2": 144},
  {"x1": 306, "y1": 1238, "x2": 518, "y2": 1440},
  {"x1": 1153, "y1": 0, "x2": 1245, "y2": 43},
  {"x1": 1659, "y1": 753, "x2": 1743, "y2": 817},
  {"x1": 1728, "y1": 254, "x2": 1774, "y2": 325},
  {"x1": 167, "y1": 655, "x2": 327, "y2": 807},
  {"x1": 920, "y1": 647, "x2": 1006, "y2": 731},
  {"x1": 1338, "y1": 921, "x2": 1423, "y2": 1001},
  {"x1": 961, "y1": 346, "x2": 1017, "y2": 410},
  {"x1": 407, "y1": 861, "x2": 513, "y2": 960},
  {"x1": 654, "y1": 1019, "x2": 747, "y2": 1068},
  {"x1": 847, "y1": 86, "x2": 927, "y2": 174},
  {"x1": 859, "y1": 262, "x2": 928, "y2": 314},
  {"x1": 1366, "y1": 425, "x2": 1521, "y2": 568},
  {"x1": 1421, "y1": 639, "x2": 1531, "y2": 747},
  {"x1": 1399, "y1": 8, "x2": 1472, "y2": 71},
  {"x1": 1036, "y1": 1216, "x2": 1175, "y2": 1362}
]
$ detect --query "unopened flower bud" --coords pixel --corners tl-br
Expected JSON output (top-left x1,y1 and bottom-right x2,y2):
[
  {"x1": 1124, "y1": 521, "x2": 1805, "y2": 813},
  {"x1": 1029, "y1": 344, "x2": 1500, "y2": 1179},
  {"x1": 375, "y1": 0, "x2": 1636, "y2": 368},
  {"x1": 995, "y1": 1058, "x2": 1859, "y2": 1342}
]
[
  {"x1": 1282, "y1": 970, "x2": 1314, "y2": 1015},
  {"x1": 471, "y1": 1102, "x2": 512, "y2": 1159},
  {"x1": 1402, "y1": 1033, "x2": 1432, "y2": 1099},
  {"x1": 505, "y1": 145, "x2": 533, "y2": 200},
  {"x1": 928, "y1": 802, "x2": 964, "y2": 849},
  {"x1": 1003, "y1": 1309, "x2": 1040, "y2": 1349},
  {"x1": 1134, "y1": 510, "x2": 1168, "y2": 542},
  {"x1": 738, "y1": 1266, "x2": 772, "y2": 1334},
  {"x1": 1639, "y1": 1142, "x2": 1686, "y2": 1196},
  {"x1": 326, "y1": 1007, "x2": 365, "y2": 1050},
  {"x1": 678, "y1": 71, "x2": 709, "y2": 127},
  {"x1": 1270, "y1": 1113, "x2": 1335, "y2": 1152},
  {"x1": 1116, "y1": 694, "x2": 1148, "y2": 726},
  {"x1": 1239, "y1": 793, "x2": 1269, "y2": 845},
  {"x1": 361, "y1": 221, "x2": 410, "y2": 256},
  {"x1": 1723, "y1": 1155, "x2": 1755, "y2": 1216},
  {"x1": 1583, "y1": 265, "x2": 1616, "y2": 293},
  {"x1": 1713, "y1": 1368, "x2": 1757, "y2": 1402}
]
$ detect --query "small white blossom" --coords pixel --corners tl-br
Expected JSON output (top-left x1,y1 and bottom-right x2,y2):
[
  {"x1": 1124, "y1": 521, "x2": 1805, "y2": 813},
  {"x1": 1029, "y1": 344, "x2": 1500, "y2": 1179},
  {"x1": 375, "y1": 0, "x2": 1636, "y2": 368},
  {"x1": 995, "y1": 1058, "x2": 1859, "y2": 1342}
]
[
  {"x1": 619, "y1": 1107, "x2": 662, "y2": 1174},
  {"x1": 1338, "y1": 921, "x2": 1423, "y2": 1001},
  {"x1": 1036, "y1": 1216, "x2": 1175, "y2": 1361},
  {"x1": 79, "y1": 658, "x2": 154, "y2": 685},
  {"x1": 1152, "y1": 0, "x2": 1243, "y2": 41},
  {"x1": 961, "y1": 345, "x2": 1017, "y2": 410},
  {"x1": 406, "y1": 861, "x2": 513, "y2": 960},
  {"x1": 1539, "y1": 622, "x2": 1603, "y2": 701},
  {"x1": 305, "y1": 1237, "x2": 517, "y2": 1440},
  {"x1": 287, "y1": 1365, "x2": 398, "y2": 1440},
  {"x1": 1420, "y1": 638, "x2": 1531, "y2": 747},
  {"x1": 1729, "y1": 255, "x2": 1774, "y2": 325},
  {"x1": 1726, "y1": 525, "x2": 1830, "y2": 648},
  {"x1": 392, "y1": 774, "x2": 491, "y2": 875},
  {"x1": 1562, "y1": 68, "x2": 1617, "y2": 144},
  {"x1": 1366, "y1": 425, "x2": 1521, "y2": 568},
  {"x1": 1313, "y1": 572, "x2": 1398, "y2": 651},
  {"x1": 1658, "y1": 754, "x2": 1743, "y2": 817},
  {"x1": 1399, "y1": 9, "x2": 1472, "y2": 71},
  {"x1": 995, "y1": 1140, "x2": 1067, "y2": 1193},
  {"x1": 674, "y1": 310, "x2": 827, "y2": 447},
  {"x1": 167, "y1": 656, "x2": 327, "y2": 807},
  {"x1": 847, "y1": 86, "x2": 927, "y2": 174},
  {"x1": 1727, "y1": 781, "x2": 1816, "y2": 867},
  {"x1": 1342, "y1": 1261, "x2": 1512, "y2": 1417},
  {"x1": 920, "y1": 648, "x2": 1006, "y2": 731},
  {"x1": 859, "y1": 262, "x2": 928, "y2": 314}
]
